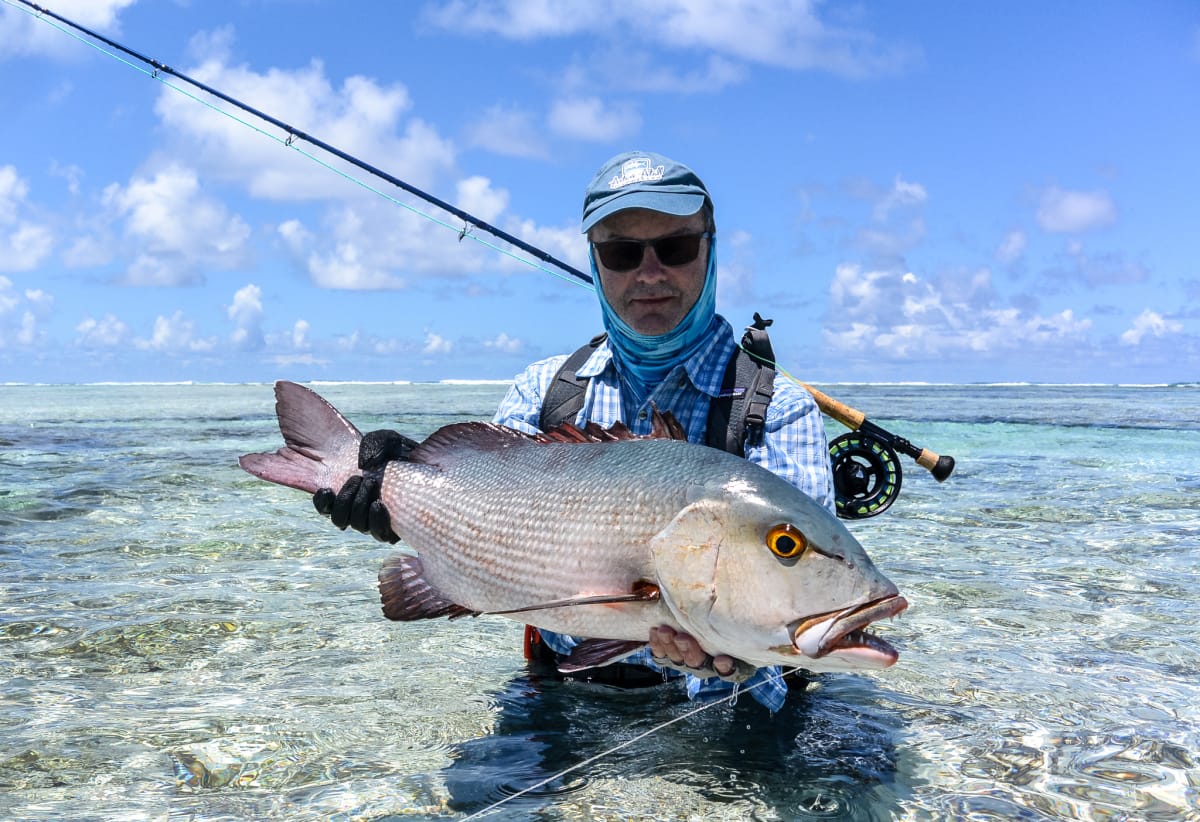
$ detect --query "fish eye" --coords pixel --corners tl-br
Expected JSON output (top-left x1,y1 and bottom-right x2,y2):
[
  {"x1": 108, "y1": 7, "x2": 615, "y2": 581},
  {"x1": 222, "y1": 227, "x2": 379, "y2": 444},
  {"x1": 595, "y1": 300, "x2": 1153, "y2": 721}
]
[{"x1": 766, "y1": 523, "x2": 807, "y2": 559}]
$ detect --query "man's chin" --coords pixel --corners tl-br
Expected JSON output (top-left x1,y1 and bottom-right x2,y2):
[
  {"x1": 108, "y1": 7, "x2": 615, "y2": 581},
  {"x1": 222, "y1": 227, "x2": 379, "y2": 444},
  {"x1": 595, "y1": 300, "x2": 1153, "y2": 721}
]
[{"x1": 625, "y1": 307, "x2": 684, "y2": 336}]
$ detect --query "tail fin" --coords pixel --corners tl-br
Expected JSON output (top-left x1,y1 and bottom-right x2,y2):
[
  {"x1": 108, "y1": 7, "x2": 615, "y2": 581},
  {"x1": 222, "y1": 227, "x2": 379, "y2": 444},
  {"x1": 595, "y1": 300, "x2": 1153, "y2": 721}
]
[{"x1": 239, "y1": 381, "x2": 363, "y2": 493}]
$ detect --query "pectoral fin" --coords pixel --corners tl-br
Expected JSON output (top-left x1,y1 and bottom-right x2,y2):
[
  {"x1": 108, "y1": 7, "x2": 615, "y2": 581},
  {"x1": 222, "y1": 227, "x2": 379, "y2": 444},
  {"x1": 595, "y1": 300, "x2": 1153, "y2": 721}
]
[{"x1": 485, "y1": 581, "x2": 660, "y2": 616}]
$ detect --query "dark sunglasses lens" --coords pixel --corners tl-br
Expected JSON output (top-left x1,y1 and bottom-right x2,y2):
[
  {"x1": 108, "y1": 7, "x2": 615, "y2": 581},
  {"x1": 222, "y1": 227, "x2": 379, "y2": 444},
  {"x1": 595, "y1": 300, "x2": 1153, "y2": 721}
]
[
  {"x1": 595, "y1": 241, "x2": 643, "y2": 271},
  {"x1": 595, "y1": 233, "x2": 705, "y2": 271},
  {"x1": 654, "y1": 234, "x2": 702, "y2": 266}
]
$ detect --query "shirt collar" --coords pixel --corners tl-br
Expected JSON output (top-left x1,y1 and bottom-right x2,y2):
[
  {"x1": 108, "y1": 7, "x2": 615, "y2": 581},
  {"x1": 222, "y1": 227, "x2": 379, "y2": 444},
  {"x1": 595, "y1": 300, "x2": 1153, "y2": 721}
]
[{"x1": 577, "y1": 316, "x2": 736, "y2": 398}]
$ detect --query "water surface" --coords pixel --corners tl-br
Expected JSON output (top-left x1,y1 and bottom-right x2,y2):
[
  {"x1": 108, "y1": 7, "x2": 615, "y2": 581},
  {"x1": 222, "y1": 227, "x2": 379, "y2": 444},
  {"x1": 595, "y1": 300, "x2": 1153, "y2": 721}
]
[{"x1": 2, "y1": 383, "x2": 1197, "y2": 820}]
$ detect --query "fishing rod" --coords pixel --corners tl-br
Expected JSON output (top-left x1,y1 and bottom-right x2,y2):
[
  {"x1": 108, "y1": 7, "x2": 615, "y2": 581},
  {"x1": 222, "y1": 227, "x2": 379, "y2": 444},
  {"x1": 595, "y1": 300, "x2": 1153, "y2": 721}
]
[
  {"x1": 17, "y1": 0, "x2": 955, "y2": 516},
  {"x1": 10, "y1": 0, "x2": 592, "y2": 289}
]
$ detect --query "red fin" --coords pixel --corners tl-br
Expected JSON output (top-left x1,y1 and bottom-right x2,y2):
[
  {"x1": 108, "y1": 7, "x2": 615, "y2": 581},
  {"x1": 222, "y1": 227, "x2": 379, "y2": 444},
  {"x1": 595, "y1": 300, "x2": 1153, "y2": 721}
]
[
  {"x1": 535, "y1": 407, "x2": 687, "y2": 444},
  {"x1": 557, "y1": 638, "x2": 648, "y2": 672},
  {"x1": 406, "y1": 421, "x2": 533, "y2": 468},
  {"x1": 378, "y1": 554, "x2": 478, "y2": 621}
]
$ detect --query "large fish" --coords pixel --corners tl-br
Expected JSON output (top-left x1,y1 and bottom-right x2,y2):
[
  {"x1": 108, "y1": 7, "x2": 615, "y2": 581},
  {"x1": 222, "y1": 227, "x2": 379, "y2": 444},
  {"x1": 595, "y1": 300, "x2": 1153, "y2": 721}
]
[{"x1": 240, "y1": 381, "x2": 907, "y2": 674}]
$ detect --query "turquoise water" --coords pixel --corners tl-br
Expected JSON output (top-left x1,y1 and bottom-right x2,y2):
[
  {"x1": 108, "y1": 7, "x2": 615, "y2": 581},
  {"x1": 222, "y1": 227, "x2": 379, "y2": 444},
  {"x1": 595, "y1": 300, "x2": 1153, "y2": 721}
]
[{"x1": 2, "y1": 383, "x2": 1198, "y2": 820}]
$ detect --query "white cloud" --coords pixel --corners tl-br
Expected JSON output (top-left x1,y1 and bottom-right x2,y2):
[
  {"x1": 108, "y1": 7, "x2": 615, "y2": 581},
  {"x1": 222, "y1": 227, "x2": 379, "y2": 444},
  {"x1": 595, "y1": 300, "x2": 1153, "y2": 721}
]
[
  {"x1": 0, "y1": 223, "x2": 55, "y2": 272},
  {"x1": 1036, "y1": 186, "x2": 1117, "y2": 233},
  {"x1": 154, "y1": 47, "x2": 455, "y2": 202},
  {"x1": 102, "y1": 165, "x2": 250, "y2": 285},
  {"x1": 872, "y1": 175, "x2": 927, "y2": 221},
  {"x1": 422, "y1": 331, "x2": 453, "y2": 355},
  {"x1": 227, "y1": 283, "x2": 265, "y2": 350},
  {"x1": 23, "y1": 288, "x2": 53, "y2": 315},
  {"x1": 298, "y1": 208, "x2": 408, "y2": 290},
  {"x1": 996, "y1": 230, "x2": 1026, "y2": 264},
  {"x1": 76, "y1": 313, "x2": 130, "y2": 347},
  {"x1": 280, "y1": 186, "x2": 578, "y2": 291},
  {"x1": 134, "y1": 310, "x2": 217, "y2": 352},
  {"x1": 464, "y1": 105, "x2": 549, "y2": 159},
  {"x1": 547, "y1": 96, "x2": 641, "y2": 141},
  {"x1": 0, "y1": 0, "x2": 137, "y2": 60},
  {"x1": 0, "y1": 276, "x2": 16, "y2": 316},
  {"x1": 147, "y1": 39, "x2": 575, "y2": 292},
  {"x1": 1120, "y1": 309, "x2": 1183, "y2": 346},
  {"x1": 457, "y1": 176, "x2": 509, "y2": 224},
  {"x1": 0, "y1": 165, "x2": 54, "y2": 272},
  {"x1": 484, "y1": 332, "x2": 523, "y2": 354},
  {"x1": 716, "y1": 228, "x2": 754, "y2": 302},
  {"x1": 0, "y1": 165, "x2": 27, "y2": 224},
  {"x1": 823, "y1": 263, "x2": 1092, "y2": 359},
  {"x1": 582, "y1": 52, "x2": 748, "y2": 94},
  {"x1": 424, "y1": 0, "x2": 917, "y2": 78},
  {"x1": 272, "y1": 352, "x2": 329, "y2": 368},
  {"x1": 0, "y1": 276, "x2": 54, "y2": 348},
  {"x1": 292, "y1": 319, "x2": 311, "y2": 349}
]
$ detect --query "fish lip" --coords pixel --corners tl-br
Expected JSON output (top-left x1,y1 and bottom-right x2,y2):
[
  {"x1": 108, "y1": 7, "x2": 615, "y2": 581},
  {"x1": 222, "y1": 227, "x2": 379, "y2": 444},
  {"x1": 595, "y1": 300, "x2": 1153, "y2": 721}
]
[{"x1": 791, "y1": 595, "x2": 909, "y2": 660}]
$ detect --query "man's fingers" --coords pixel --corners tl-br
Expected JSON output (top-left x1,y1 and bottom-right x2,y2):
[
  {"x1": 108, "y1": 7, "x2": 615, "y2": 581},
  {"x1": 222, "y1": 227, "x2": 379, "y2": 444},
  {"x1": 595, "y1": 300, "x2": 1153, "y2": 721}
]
[
  {"x1": 349, "y1": 476, "x2": 378, "y2": 533},
  {"x1": 330, "y1": 475, "x2": 363, "y2": 530},
  {"x1": 359, "y1": 430, "x2": 419, "y2": 470},
  {"x1": 673, "y1": 634, "x2": 708, "y2": 669},
  {"x1": 648, "y1": 625, "x2": 755, "y2": 682},
  {"x1": 368, "y1": 500, "x2": 398, "y2": 543},
  {"x1": 313, "y1": 487, "x2": 335, "y2": 516}
]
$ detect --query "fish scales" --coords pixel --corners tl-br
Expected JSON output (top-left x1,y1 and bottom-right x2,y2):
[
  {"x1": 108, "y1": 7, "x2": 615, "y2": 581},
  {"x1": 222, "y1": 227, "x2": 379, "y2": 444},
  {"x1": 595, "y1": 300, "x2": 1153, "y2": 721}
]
[{"x1": 381, "y1": 436, "x2": 717, "y2": 637}]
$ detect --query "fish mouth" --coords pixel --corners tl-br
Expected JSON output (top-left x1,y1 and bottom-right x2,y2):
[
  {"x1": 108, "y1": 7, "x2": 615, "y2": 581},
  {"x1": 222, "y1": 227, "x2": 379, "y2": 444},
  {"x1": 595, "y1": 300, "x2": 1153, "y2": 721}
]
[{"x1": 789, "y1": 595, "x2": 908, "y2": 667}]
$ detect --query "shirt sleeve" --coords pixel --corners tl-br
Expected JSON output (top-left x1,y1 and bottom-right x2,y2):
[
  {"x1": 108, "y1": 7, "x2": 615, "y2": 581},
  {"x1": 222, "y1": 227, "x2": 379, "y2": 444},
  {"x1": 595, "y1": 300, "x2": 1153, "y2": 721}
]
[
  {"x1": 492, "y1": 355, "x2": 568, "y2": 434},
  {"x1": 747, "y1": 377, "x2": 836, "y2": 514}
]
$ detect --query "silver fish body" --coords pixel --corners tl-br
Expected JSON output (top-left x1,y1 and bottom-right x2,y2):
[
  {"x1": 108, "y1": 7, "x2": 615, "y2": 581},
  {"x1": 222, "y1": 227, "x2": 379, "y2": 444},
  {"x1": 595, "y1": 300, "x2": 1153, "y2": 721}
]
[{"x1": 240, "y1": 381, "x2": 907, "y2": 673}]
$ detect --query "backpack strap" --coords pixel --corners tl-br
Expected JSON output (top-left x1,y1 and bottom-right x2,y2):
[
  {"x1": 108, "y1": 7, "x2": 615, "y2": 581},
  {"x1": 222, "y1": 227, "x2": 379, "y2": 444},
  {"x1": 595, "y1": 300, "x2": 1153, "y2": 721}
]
[
  {"x1": 539, "y1": 333, "x2": 606, "y2": 431},
  {"x1": 540, "y1": 316, "x2": 777, "y2": 455},
  {"x1": 706, "y1": 314, "x2": 777, "y2": 457}
]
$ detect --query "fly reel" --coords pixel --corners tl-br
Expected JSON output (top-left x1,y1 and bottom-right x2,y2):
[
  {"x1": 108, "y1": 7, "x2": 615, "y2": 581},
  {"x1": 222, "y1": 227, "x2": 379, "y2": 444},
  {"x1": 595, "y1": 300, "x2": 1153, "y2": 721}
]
[{"x1": 829, "y1": 432, "x2": 902, "y2": 519}]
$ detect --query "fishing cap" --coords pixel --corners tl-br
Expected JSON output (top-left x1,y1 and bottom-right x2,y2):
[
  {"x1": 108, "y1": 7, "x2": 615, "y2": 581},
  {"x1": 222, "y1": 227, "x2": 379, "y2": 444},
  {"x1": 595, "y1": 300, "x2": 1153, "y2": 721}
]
[{"x1": 581, "y1": 150, "x2": 711, "y2": 233}]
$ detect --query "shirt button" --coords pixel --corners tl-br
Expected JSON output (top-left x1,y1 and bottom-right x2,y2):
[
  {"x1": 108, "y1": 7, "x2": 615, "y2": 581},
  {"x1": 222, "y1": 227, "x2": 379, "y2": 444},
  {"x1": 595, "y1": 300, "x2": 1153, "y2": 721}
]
[{"x1": 638, "y1": 410, "x2": 648, "y2": 420}]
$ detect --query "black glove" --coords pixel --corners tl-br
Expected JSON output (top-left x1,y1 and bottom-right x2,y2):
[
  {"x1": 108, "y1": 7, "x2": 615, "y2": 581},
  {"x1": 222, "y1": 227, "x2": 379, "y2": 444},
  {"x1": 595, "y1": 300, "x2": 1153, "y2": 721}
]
[{"x1": 313, "y1": 429, "x2": 417, "y2": 543}]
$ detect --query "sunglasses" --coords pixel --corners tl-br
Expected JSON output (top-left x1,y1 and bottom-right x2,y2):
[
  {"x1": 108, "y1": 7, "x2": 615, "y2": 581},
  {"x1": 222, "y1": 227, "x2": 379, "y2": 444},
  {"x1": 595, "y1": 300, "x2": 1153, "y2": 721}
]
[{"x1": 591, "y1": 231, "x2": 711, "y2": 272}]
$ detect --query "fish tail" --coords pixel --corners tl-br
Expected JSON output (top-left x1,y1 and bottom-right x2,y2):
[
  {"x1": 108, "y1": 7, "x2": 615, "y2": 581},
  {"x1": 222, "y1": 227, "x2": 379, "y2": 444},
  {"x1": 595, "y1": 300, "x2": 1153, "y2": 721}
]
[{"x1": 238, "y1": 381, "x2": 363, "y2": 493}]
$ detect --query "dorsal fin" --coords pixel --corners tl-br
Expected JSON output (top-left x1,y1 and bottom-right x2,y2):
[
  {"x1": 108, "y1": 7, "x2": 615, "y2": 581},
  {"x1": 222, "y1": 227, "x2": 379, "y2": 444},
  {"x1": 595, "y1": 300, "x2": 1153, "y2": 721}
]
[
  {"x1": 407, "y1": 421, "x2": 533, "y2": 467},
  {"x1": 405, "y1": 407, "x2": 688, "y2": 470},
  {"x1": 535, "y1": 407, "x2": 687, "y2": 444}
]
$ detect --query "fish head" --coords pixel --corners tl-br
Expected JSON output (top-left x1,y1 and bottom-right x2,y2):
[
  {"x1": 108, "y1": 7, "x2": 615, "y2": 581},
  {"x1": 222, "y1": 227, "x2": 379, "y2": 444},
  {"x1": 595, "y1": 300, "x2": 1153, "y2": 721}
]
[{"x1": 650, "y1": 471, "x2": 907, "y2": 673}]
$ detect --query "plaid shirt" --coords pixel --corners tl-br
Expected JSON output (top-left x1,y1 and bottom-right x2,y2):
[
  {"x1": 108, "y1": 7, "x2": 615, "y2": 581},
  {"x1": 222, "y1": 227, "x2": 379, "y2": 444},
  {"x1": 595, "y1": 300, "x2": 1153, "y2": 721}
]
[{"x1": 494, "y1": 316, "x2": 835, "y2": 711}]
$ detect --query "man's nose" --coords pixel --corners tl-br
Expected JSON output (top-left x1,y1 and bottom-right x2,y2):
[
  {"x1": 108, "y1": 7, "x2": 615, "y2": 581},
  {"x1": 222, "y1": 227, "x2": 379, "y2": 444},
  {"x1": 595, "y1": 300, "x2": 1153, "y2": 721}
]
[{"x1": 635, "y1": 247, "x2": 669, "y2": 280}]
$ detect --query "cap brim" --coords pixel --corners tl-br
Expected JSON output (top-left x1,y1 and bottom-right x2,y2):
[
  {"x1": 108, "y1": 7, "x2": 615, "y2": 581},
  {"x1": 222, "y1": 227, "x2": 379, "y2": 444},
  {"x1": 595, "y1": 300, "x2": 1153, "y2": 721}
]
[{"x1": 581, "y1": 191, "x2": 707, "y2": 233}]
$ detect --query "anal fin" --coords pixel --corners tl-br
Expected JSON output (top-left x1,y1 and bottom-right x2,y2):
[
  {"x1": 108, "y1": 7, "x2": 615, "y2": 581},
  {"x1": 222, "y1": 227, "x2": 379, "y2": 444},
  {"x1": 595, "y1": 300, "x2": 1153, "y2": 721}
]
[
  {"x1": 378, "y1": 554, "x2": 479, "y2": 621},
  {"x1": 557, "y1": 638, "x2": 648, "y2": 672}
]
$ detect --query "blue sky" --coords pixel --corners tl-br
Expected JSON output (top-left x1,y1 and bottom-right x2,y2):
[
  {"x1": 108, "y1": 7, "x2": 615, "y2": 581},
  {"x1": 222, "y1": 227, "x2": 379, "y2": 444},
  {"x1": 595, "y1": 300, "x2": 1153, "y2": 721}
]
[{"x1": 1, "y1": 0, "x2": 1197, "y2": 385}]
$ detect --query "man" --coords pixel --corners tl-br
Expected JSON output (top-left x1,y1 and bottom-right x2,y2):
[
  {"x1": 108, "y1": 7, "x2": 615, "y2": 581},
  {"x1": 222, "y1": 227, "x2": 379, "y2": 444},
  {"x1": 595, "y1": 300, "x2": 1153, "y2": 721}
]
[{"x1": 320, "y1": 151, "x2": 835, "y2": 710}]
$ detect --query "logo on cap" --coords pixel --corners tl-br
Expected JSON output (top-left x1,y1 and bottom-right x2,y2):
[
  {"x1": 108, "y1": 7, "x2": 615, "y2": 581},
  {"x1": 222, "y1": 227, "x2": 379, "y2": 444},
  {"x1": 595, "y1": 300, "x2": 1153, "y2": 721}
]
[{"x1": 608, "y1": 157, "x2": 665, "y2": 191}]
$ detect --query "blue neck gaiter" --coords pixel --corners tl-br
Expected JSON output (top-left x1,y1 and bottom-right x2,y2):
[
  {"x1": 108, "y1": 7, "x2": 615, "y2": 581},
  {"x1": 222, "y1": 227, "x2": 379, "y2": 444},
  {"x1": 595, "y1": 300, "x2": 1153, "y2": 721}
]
[{"x1": 591, "y1": 235, "x2": 718, "y2": 405}]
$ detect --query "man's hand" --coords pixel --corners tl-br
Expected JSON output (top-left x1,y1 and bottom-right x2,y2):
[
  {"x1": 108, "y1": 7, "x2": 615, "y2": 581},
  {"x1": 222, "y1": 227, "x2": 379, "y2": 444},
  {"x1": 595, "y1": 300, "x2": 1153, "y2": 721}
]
[
  {"x1": 648, "y1": 625, "x2": 756, "y2": 683},
  {"x1": 312, "y1": 429, "x2": 417, "y2": 544}
]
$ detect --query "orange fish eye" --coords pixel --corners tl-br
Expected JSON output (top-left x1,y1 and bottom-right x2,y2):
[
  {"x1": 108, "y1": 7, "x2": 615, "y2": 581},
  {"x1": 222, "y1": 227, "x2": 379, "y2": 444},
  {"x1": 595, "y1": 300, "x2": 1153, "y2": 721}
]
[{"x1": 766, "y1": 523, "x2": 807, "y2": 559}]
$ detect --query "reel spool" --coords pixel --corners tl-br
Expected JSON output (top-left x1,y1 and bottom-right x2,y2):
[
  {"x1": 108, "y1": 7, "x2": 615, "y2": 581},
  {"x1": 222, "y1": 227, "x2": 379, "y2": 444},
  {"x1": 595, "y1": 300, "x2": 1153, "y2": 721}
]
[{"x1": 829, "y1": 432, "x2": 902, "y2": 519}]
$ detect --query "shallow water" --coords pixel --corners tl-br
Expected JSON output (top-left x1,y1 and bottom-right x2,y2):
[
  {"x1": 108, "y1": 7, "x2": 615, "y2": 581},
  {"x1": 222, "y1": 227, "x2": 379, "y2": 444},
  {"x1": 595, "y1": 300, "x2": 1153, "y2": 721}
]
[{"x1": 2, "y1": 382, "x2": 1198, "y2": 820}]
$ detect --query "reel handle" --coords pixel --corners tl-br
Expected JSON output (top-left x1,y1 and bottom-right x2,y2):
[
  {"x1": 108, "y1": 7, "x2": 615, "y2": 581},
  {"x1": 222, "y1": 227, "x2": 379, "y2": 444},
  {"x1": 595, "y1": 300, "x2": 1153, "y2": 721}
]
[
  {"x1": 917, "y1": 449, "x2": 956, "y2": 482},
  {"x1": 803, "y1": 383, "x2": 955, "y2": 483}
]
